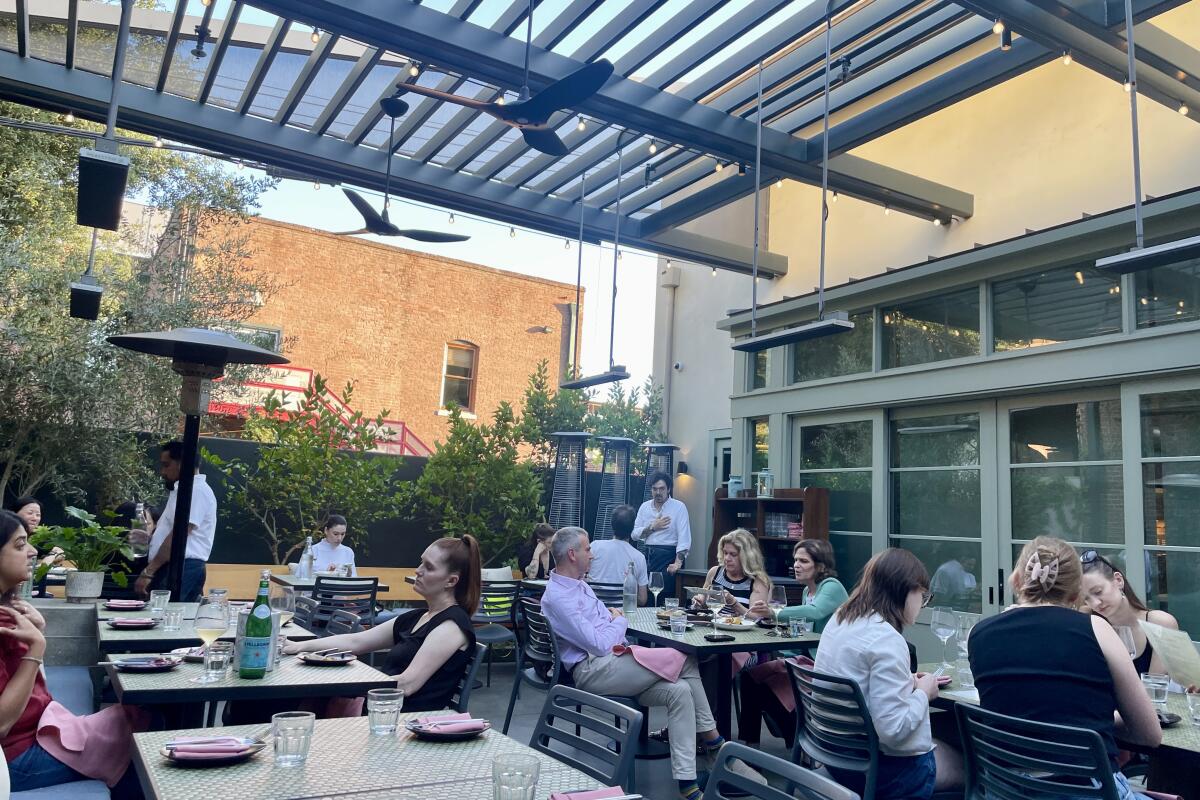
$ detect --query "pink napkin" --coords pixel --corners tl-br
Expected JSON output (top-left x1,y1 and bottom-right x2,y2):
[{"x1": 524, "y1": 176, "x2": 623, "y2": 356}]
[
  {"x1": 549, "y1": 788, "x2": 626, "y2": 800},
  {"x1": 611, "y1": 643, "x2": 686, "y2": 682},
  {"x1": 110, "y1": 617, "x2": 155, "y2": 626},
  {"x1": 170, "y1": 746, "x2": 253, "y2": 759},
  {"x1": 167, "y1": 736, "x2": 255, "y2": 757},
  {"x1": 106, "y1": 600, "x2": 144, "y2": 608},
  {"x1": 414, "y1": 712, "x2": 486, "y2": 733}
]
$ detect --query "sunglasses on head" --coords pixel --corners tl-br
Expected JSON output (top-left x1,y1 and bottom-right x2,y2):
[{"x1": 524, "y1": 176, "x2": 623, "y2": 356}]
[{"x1": 1080, "y1": 549, "x2": 1116, "y2": 570}]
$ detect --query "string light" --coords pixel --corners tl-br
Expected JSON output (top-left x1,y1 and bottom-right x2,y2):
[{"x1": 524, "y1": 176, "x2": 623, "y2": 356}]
[
  {"x1": 714, "y1": 160, "x2": 724, "y2": 174},
  {"x1": 200, "y1": 0, "x2": 211, "y2": 5},
  {"x1": 831, "y1": 191, "x2": 838, "y2": 203},
  {"x1": 1180, "y1": 103, "x2": 1190, "y2": 116},
  {"x1": 711, "y1": 267, "x2": 716, "y2": 277},
  {"x1": 63, "y1": 110, "x2": 75, "y2": 123},
  {"x1": 648, "y1": 140, "x2": 658, "y2": 154},
  {"x1": 1000, "y1": 28, "x2": 1012, "y2": 51},
  {"x1": 992, "y1": 19, "x2": 1005, "y2": 34},
  {"x1": 564, "y1": 239, "x2": 570, "y2": 249},
  {"x1": 1062, "y1": 51, "x2": 1073, "y2": 65},
  {"x1": 153, "y1": 136, "x2": 163, "y2": 148},
  {"x1": 933, "y1": 218, "x2": 942, "y2": 227},
  {"x1": 884, "y1": 206, "x2": 891, "y2": 216},
  {"x1": 313, "y1": 182, "x2": 320, "y2": 190},
  {"x1": 448, "y1": 213, "x2": 455, "y2": 224},
  {"x1": 236, "y1": 160, "x2": 244, "y2": 170},
  {"x1": 409, "y1": 63, "x2": 420, "y2": 78},
  {"x1": 310, "y1": 27, "x2": 320, "y2": 44},
  {"x1": 775, "y1": 179, "x2": 783, "y2": 189},
  {"x1": 1124, "y1": 79, "x2": 1132, "y2": 92},
  {"x1": 576, "y1": 116, "x2": 586, "y2": 132},
  {"x1": 617, "y1": 250, "x2": 623, "y2": 260},
  {"x1": 509, "y1": 227, "x2": 516, "y2": 238},
  {"x1": 1074, "y1": 270, "x2": 1084, "y2": 284},
  {"x1": 496, "y1": 96, "x2": 505, "y2": 105}
]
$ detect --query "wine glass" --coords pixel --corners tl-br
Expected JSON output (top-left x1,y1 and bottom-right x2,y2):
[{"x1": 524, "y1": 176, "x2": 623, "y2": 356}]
[
  {"x1": 930, "y1": 606, "x2": 956, "y2": 671},
  {"x1": 705, "y1": 589, "x2": 725, "y2": 631},
  {"x1": 1116, "y1": 625, "x2": 1137, "y2": 659},
  {"x1": 765, "y1": 585, "x2": 787, "y2": 637},
  {"x1": 649, "y1": 573, "x2": 665, "y2": 608},
  {"x1": 191, "y1": 601, "x2": 230, "y2": 683},
  {"x1": 271, "y1": 585, "x2": 296, "y2": 627}
]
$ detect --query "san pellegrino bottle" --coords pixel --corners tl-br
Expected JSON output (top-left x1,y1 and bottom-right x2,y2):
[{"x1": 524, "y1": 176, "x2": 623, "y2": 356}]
[
  {"x1": 239, "y1": 570, "x2": 272, "y2": 679},
  {"x1": 623, "y1": 562, "x2": 638, "y2": 614}
]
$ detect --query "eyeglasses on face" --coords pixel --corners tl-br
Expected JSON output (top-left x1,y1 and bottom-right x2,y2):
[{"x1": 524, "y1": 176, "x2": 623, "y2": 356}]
[{"x1": 921, "y1": 591, "x2": 933, "y2": 607}]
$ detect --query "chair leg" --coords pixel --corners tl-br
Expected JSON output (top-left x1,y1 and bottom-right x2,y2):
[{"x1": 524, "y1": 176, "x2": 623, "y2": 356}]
[
  {"x1": 486, "y1": 644, "x2": 493, "y2": 687},
  {"x1": 502, "y1": 650, "x2": 523, "y2": 735}
]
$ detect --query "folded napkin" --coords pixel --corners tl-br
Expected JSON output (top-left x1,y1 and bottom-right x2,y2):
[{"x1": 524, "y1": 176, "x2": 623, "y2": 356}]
[
  {"x1": 167, "y1": 736, "x2": 255, "y2": 757},
  {"x1": 106, "y1": 600, "x2": 144, "y2": 608},
  {"x1": 414, "y1": 712, "x2": 486, "y2": 733},
  {"x1": 549, "y1": 788, "x2": 626, "y2": 800},
  {"x1": 611, "y1": 643, "x2": 686, "y2": 682},
  {"x1": 111, "y1": 618, "x2": 155, "y2": 625}
]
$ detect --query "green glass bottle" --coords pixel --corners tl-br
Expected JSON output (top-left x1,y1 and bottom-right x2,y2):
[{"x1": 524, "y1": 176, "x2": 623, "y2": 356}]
[{"x1": 239, "y1": 569, "x2": 272, "y2": 679}]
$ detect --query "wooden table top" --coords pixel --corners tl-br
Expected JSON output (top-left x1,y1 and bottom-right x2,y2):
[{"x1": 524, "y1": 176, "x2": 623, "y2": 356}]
[
  {"x1": 270, "y1": 573, "x2": 391, "y2": 592},
  {"x1": 622, "y1": 608, "x2": 819, "y2": 655},
  {"x1": 132, "y1": 713, "x2": 604, "y2": 800}
]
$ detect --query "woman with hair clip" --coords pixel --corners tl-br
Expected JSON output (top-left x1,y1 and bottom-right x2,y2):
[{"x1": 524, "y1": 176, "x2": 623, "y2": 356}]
[
  {"x1": 1079, "y1": 549, "x2": 1179, "y2": 676},
  {"x1": 286, "y1": 534, "x2": 481, "y2": 711},
  {"x1": 969, "y1": 537, "x2": 1161, "y2": 800},
  {"x1": 693, "y1": 529, "x2": 772, "y2": 617}
]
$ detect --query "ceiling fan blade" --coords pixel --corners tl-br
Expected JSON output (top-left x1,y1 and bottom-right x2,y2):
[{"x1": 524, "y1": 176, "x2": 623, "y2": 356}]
[
  {"x1": 514, "y1": 60, "x2": 614, "y2": 124},
  {"x1": 521, "y1": 127, "x2": 569, "y2": 157},
  {"x1": 341, "y1": 188, "x2": 389, "y2": 234},
  {"x1": 396, "y1": 229, "x2": 472, "y2": 243},
  {"x1": 395, "y1": 83, "x2": 493, "y2": 111},
  {"x1": 332, "y1": 228, "x2": 371, "y2": 236}
]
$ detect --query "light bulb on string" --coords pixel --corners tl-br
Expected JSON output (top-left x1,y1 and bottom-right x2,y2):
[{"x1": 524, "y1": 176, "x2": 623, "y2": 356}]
[
  {"x1": 1124, "y1": 79, "x2": 1132, "y2": 92},
  {"x1": 992, "y1": 19, "x2": 1005, "y2": 34},
  {"x1": 714, "y1": 160, "x2": 723, "y2": 174},
  {"x1": 831, "y1": 191, "x2": 838, "y2": 203},
  {"x1": 63, "y1": 110, "x2": 75, "y2": 123},
  {"x1": 648, "y1": 140, "x2": 658, "y2": 154},
  {"x1": 448, "y1": 213, "x2": 455, "y2": 224},
  {"x1": 311, "y1": 28, "x2": 320, "y2": 44},
  {"x1": 313, "y1": 182, "x2": 320, "y2": 191},
  {"x1": 775, "y1": 179, "x2": 783, "y2": 189},
  {"x1": 711, "y1": 267, "x2": 716, "y2": 277},
  {"x1": 509, "y1": 227, "x2": 516, "y2": 238},
  {"x1": 236, "y1": 160, "x2": 244, "y2": 170},
  {"x1": 576, "y1": 117, "x2": 586, "y2": 132},
  {"x1": 884, "y1": 206, "x2": 891, "y2": 216},
  {"x1": 496, "y1": 96, "x2": 505, "y2": 106},
  {"x1": 933, "y1": 218, "x2": 942, "y2": 227},
  {"x1": 1062, "y1": 51, "x2": 1073, "y2": 65},
  {"x1": 200, "y1": 0, "x2": 211, "y2": 5},
  {"x1": 564, "y1": 239, "x2": 571, "y2": 250},
  {"x1": 153, "y1": 136, "x2": 163, "y2": 148},
  {"x1": 1180, "y1": 103, "x2": 1190, "y2": 116},
  {"x1": 409, "y1": 63, "x2": 420, "y2": 78}
]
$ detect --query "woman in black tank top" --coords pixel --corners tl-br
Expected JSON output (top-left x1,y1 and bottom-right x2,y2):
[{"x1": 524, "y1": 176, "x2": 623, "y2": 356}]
[{"x1": 1078, "y1": 549, "x2": 1180, "y2": 677}]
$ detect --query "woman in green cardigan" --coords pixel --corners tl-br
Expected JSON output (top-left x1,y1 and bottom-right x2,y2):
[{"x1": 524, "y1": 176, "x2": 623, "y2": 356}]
[{"x1": 737, "y1": 539, "x2": 848, "y2": 746}]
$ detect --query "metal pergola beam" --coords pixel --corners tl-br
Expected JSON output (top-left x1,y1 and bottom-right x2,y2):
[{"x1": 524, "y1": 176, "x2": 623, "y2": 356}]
[
  {"x1": 0, "y1": 51, "x2": 787, "y2": 276},
  {"x1": 197, "y1": 0, "x2": 243, "y2": 105},
  {"x1": 237, "y1": 15, "x2": 289, "y2": 115},
  {"x1": 154, "y1": 0, "x2": 188, "y2": 93},
  {"x1": 310, "y1": 46, "x2": 382, "y2": 137},
  {"x1": 273, "y1": 30, "x2": 338, "y2": 125}
]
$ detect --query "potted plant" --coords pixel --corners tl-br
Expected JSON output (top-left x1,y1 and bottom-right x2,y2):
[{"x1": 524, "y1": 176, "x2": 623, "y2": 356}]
[{"x1": 31, "y1": 507, "x2": 135, "y2": 603}]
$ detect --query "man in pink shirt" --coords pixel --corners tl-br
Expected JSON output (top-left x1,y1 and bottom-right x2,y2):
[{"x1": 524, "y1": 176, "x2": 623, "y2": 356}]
[{"x1": 541, "y1": 526, "x2": 723, "y2": 800}]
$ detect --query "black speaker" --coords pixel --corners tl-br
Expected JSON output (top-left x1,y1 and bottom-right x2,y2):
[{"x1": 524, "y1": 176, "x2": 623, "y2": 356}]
[
  {"x1": 69, "y1": 275, "x2": 103, "y2": 320},
  {"x1": 77, "y1": 147, "x2": 130, "y2": 231}
]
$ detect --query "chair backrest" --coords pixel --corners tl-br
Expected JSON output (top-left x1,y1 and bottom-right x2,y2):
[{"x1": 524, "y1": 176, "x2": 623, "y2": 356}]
[
  {"x1": 293, "y1": 595, "x2": 318, "y2": 629},
  {"x1": 956, "y1": 703, "x2": 1120, "y2": 800},
  {"x1": 450, "y1": 642, "x2": 489, "y2": 713},
  {"x1": 312, "y1": 576, "x2": 378, "y2": 627},
  {"x1": 474, "y1": 581, "x2": 521, "y2": 625},
  {"x1": 788, "y1": 663, "x2": 880, "y2": 800},
  {"x1": 326, "y1": 608, "x2": 363, "y2": 636},
  {"x1": 587, "y1": 581, "x2": 624, "y2": 606},
  {"x1": 530, "y1": 685, "x2": 642, "y2": 790},
  {"x1": 481, "y1": 566, "x2": 517, "y2": 581},
  {"x1": 708, "y1": 741, "x2": 861, "y2": 800},
  {"x1": 518, "y1": 597, "x2": 562, "y2": 688}
]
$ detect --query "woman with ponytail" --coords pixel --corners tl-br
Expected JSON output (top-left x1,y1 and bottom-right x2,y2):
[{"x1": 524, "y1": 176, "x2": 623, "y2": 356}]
[{"x1": 287, "y1": 535, "x2": 480, "y2": 711}]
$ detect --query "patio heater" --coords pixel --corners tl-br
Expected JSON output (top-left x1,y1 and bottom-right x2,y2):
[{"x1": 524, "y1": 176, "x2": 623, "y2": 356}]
[
  {"x1": 592, "y1": 437, "x2": 635, "y2": 540},
  {"x1": 548, "y1": 432, "x2": 591, "y2": 531},
  {"x1": 642, "y1": 443, "x2": 680, "y2": 501},
  {"x1": 107, "y1": 328, "x2": 288, "y2": 599}
]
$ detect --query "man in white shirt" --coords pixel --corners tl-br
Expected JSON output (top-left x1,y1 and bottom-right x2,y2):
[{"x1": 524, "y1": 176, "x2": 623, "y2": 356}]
[
  {"x1": 587, "y1": 505, "x2": 647, "y2": 605},
  {"x1": 632, "y1": 472, "x2": 691, "y2": 601},
  {"x1": 135, "y1": 441, "x2": 218, "y2": 602}
]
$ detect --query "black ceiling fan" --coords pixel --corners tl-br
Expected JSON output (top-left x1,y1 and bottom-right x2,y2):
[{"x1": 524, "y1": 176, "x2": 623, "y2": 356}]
[{"x1": 336, "y1": 95, "x2": 469, "y2": 243}]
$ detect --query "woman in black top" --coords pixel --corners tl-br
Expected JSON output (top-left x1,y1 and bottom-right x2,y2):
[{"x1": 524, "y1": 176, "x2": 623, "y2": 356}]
[
  {"x1": 1079, "y1": 549, "x2": 1180, "y2": 677},
  {"x1": 969, "y1": 537, "x2": 1160, "y2": 787},
  {"x1": 516, "y1": 523, "x2": 555, "y2": 580},
  {"x1": 288, "y1": 535, "x2": 481, "y2": 711}
]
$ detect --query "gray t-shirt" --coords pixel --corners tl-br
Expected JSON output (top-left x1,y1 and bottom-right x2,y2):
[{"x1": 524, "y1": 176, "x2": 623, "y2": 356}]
[{"x1": 588, "y1": 539, "x2": 649, "y2": 587}]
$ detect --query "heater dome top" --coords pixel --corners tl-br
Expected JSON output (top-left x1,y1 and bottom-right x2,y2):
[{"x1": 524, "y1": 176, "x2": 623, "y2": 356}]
[{"x1": 107, "y1": 327, "x2": 289, "y2": 368}]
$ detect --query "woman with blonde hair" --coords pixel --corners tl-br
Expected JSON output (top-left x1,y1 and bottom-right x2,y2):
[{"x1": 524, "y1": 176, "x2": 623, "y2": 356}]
[
  {"x1": 968, "y1": 537, "x2": 1160, "y2": 800},
  {"x1": 694, "y1": 529, "x2": 772, "y2": 617}
]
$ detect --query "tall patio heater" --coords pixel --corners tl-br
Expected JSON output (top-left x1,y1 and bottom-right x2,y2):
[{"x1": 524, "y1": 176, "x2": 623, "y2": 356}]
[
  {"x1": 548, "y1": 432, "x2": 591, "y2": 531},
  {"x1": 108, "y1": 328, "x2": 288, "y2": 599},
  {"x1": 642, "y1": 443, "x2": 680, "y2": 501},
  {"x1": 592, "y1": 437, "x2": 635, "y2": 540}
]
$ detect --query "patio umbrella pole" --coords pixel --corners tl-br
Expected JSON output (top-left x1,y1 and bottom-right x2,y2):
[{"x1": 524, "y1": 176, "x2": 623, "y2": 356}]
[{"x1": 166, "y1": 413, "x2": 201, "y2": 599}]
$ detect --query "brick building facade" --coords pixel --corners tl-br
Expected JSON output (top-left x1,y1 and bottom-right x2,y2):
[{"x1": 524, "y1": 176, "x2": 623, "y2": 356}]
[{"x1": 203, "y1": 215, "x2": 580, "y2": 447}]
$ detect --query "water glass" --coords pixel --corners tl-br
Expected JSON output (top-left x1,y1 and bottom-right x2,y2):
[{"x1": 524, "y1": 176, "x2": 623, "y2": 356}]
[
  {"x1": 149, "y1": 590, "x2": 171, "y2": 620},
  {"x1": 492, "y1": 753, "x2": 540, "y2": 800},
  {"x1": 670, "y1": 613, "x2": 688, "y2": 635},
  {"x1": 1187, "y1": 693, "x2": 1200, "y2": 726},
  {"x1": 663, "y1": 596, "x2": 680, "y2": 610},
  {"x1": 956, "y1": 657, "x2": 974, "y2": 690},
  {"x1": 788, "y1": 619, "x2": 810, "y2": 637},
  {"x1": 367, "y1": 688, "x2": 404, "y2": 735},
  {"x1": 162, "y1": 608, "x2": 184, "y2": 631},
  {"x1": 273, "y1": 711, "x2": 315, "y2": 767},
  {"x1": 1142, "y1": 673, "x2": 1169, "y2": 709},
  {"x1": 204, "y1": 641, "x2": 233, "y2": 681}
]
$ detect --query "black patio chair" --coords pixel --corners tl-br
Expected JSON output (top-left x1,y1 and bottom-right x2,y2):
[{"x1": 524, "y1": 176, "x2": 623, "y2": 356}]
[
  {"x1": 473, "y1": 580, "x2": 521, "y2": 687},
  {"x1": 293, "y1": 595, "x2": 318, "y2": 630},
  {"x1": 312, "y1": 575, "x2": 378, "y2": 628},
  {"x1": 503, "y1": 597, "x2": 562, "y2": 733},
  {"x1": 326, "y1": 608, "x2": 363, "y2": 636},
  {"x1": 449, "y1": 642, "x2": 489, "y2": 714},
  {"x1": 708, "y1": 740, "x2": 860, "y2": 800},
  {"x1": 587, "y1": 581, "x2": 624, "y2": 606},
  {"x1": 529, "y1": 685, "x2": 642, "y2": 792}
]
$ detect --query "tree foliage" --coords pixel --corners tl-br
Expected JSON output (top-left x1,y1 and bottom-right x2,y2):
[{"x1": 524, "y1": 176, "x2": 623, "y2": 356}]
[
  {"x1": 203, "y1": 375, "x2": 403, "y2": 564},
  {"x1": 517, "y1": 360, "x2": 589, "y2": 468}
]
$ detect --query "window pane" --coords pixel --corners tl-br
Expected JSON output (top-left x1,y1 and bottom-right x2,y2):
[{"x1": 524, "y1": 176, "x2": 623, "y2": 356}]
[
  {"x1": 799, "y1": 421, "x2": 872, "y2": 470},
  {"x1": 751, "y1": 418, "x2": 769, "y2": 475},
  {"x1": 750, "y1": 350, "x2": 769, "y2": 390},
  {"x1": 1143, "y1": 460, "x2": 1200, "y2": 547},
  {"x1": 1011, "y1": 465, "x2": 1124, "y2": 543},
  {"x1": 797, "y1": 472, "x2": 872, "y2": 533},
  {"x1": 992, "y1": 265, "x2": 1121, "y2": 351},
  {"x1": 1135, "y1": 255, "x2": 1200, "y2": 329},
  {"x1": 881, "y1": 287, "x2": 980, "y2": 368},
  {"x1": 829, "y1": 533, "x2": 873, "y2": 590},
  {"x1": 893, "y1": 471, "x2": 981, "y2": 537},
  {"x1": 1141, "y1": 390, "x2": 1200, "y2": 458},
  {"x1": 1010, "y1": 400, "x2": 1122, "y2": 463},
  {"x1": 791, "y1": 310, "x2": 873, "y2": 383},
  {"x1": 892, "y1": 414, "x2": 979, "y2": 467},
  {"x1": 892, "y1": 539, "x2": 982, "y2": 612},
  {"x1": 443, "y1": 376, "x2": 472, "y2": 409},
  {"x1": 447, "y1": 346, "x2": 475, "y2": 372},
  {"x1": 1147, "y1": 549, "x2": 1200, "y2": 637}
]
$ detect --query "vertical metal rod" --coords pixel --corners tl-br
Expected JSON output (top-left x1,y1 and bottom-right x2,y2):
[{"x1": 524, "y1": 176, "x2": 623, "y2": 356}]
[
  {"x1": 609, "y1": 136, "x2": 624, "y2": 368},
  {"x1": 522, "y1": 0, "x2": 533, "y2": 98},
  {"x1": 84, "y1": 228, "x2": 98, "y2": 276},
  {"x1": 574, "y1": 173, "x2": 585, "y2": 378},
  {"x1": 1123, "y1": 0, "x2": 1145, "y2": 250},
  {"x1": 818, "y1": 0, "x2": 834, "y2": 317},
  {"x1": 750, "y1": 62, "x2": 763, "y2": 338},
  {"x1": 104, "y1": 0, "x2": 134, "y2": 139}
]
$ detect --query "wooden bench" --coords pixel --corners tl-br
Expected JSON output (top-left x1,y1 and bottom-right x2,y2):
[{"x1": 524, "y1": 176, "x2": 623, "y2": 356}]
[{"x1": 205, "y1": 564, "x2": 421, "y2": 603}]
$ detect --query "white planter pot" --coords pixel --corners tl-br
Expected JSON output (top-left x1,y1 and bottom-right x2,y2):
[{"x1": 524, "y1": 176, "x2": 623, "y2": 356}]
[{"x1": 65, "y1": 571, "x2": 105, "y2": 603}]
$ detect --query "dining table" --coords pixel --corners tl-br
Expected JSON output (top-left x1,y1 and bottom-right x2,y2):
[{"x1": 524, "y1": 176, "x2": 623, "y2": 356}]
[
  {"x1": 131, "y1": 712, "x2": 606, "y2": 800},
  {"x1": 622, "y1": 608, "x2": 819, "y2": 738}
]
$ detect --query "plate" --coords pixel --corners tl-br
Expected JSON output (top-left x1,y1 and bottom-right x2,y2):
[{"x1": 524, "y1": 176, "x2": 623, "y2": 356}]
[
  {"x1": 115, "y1": 656, "x2": 182, "y2": 672},
  {"x1": 404, "y1": 719, "x2": 491, "y2": 741},
  {"x1": 107, "y1": 618, "x2": 158, "y2": 630},
  {"x1": 170, "y1": 646, "x2": 206, "y2": 663},
  {"x1": 297, "y1": 652, "x2": 356, "y2": 666},
  {"x1": 160, "y1": 740, "x2": 267, "y2": 767},
  {"x1": 713, "y1": 618, "x2": 758, "y2": 631},
  {"x1": 105, "y1": 600, "x2": 146, "y2": 610}
]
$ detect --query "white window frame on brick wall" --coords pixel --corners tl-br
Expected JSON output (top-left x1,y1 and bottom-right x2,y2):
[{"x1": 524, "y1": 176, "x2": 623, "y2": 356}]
[{"x1": 440, "y1": 340, "x2": 478, "y2": 413}]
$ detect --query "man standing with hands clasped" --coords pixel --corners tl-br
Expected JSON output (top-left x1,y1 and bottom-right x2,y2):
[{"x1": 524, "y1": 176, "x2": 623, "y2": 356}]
[{"x1": 633, "y1": 472, "x2": 691, "y2": 603}]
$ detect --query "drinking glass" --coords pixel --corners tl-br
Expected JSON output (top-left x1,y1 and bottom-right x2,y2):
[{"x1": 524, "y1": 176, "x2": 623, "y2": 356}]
[
  {"x1": 670, "y1": 613, "x2": 688, "y2": 636},
  {"x1": 1187, "y1": 693, "x2": 1200, "y2": 726},
  {"x1": 663, "y1": 596, "x2": 680, "y2": 611},
  {"x1": 190, "y1": 603, "x2": 229, "y2": 683},
  {"x1": 957, "y1": 612, "x2": 979, "y2": 661},
  {"x1": 271, "y1": 585, "x2": 296, "y2": 628},
  {"x1": 367, "y1": 688, "x2": 404, "y2": 735},
  {"x1": 765, "y1": 585, "x2": 787, "y2": 637},
  {"x1": 1115, "y1": 625, "x2": 1137, "y2": 658},
  {"x1": 149, "y1": 590, "x2": 171, "y2": 620},
  {"x1": 273, "y1": 711, "x2": 315, "y2": 767},
  {"x1": 492, "y1": 753, "x2": 540, "y2": 800},
  {"x1": 705, "y1": 589, "x2": 725, "y2": 631},
  {"x1": 649, "y1": 572, "x2": 665, "y2": 608},
  {"x1": 956, "y1": 657, "x2": 974, "y2": 690},
  {"x1": 162, "y1": 608, "x2": 184, "y2": 631},
  {"x1": 1143, "y1": 673, "x2": 1169, "y2": 710},
  {"x1": 203, "y1": 641, "x2": 233, "y2": 681},
  {"x1": 930, "y1": 607, "x2": 956, "y2": 671}
]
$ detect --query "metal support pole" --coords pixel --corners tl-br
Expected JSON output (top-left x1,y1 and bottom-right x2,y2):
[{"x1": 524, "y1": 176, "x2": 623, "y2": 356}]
[
  {"x1": 609, "y1": 133, "x2": 627, "y2": 368},
  {"x1": 750, "y1": 62, "x2": 763, "y2": 338},
  {"x1": 573, "y1": 172, "x2": 585, "y2": 378},
  {"x1": 166, "y1": 413, "x2": 200, "y2": 600},
  {"x1": 85, "y1": 227, "x2": 98, "y2": 276},
  {"x1": 104, "y1": 0, "x2": 133, "y2": 140},
  {"x1": 1123, "y1": 0, "x2": 1145, "y2": 250},
  {"x1": 818, "y1": 0, "x2": 834, "y2": 317}
]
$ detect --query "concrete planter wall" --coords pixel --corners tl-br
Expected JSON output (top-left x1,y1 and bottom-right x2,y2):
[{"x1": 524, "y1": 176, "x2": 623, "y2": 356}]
[{"x1": 64, "y1": 571, "x2": 105, "y2": 603}]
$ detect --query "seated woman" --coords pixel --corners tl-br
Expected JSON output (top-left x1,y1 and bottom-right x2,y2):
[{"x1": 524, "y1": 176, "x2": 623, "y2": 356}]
[
  {"x1": 693, "y1": 529, "x2": 771, "y2": 618},
  {"x1": 1080, "y1": 549, "x2": 1179, "y2": 676},
  {"x1": 516, "y1": 523, "x2": 555, "y2": 580},
  {"x1": 969, "y1": 537, "x2": 1161, "y2": 800},
  {"x1": 8, "y1": 497, "x2": 63, "y2": 597},
  {"x1": 738, "y1": 539, "x2": 848, "y2": 746},
  {"x1": 312, "y1": 514, "x2": 357, "y2": 576},
  {"x1": 0, "y1": 511, "x2": 145, "y2": 796},
  {"x1": 815, "y1": 548, "x2": 961, "y2": 800},
  {"x1": 286, "y1": 534, "x2": 481, "y2": 711}
]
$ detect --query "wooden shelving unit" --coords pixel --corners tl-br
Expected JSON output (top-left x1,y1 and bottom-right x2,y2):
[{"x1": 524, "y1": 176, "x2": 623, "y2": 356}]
[{"x1": 707, "y1": 486, "x2": 830, "y2": 590}]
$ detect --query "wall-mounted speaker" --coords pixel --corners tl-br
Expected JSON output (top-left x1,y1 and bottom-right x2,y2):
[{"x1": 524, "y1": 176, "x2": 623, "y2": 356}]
[
  {"x1": 76, "y1": 147, "x2": 130, "y2": 231},
  {"x1": 69, "y1": 274, "x2": 103, "y2": 320}
]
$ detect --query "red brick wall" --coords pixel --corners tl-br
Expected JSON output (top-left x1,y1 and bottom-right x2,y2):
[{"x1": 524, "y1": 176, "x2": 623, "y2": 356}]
[{"x1": 202, "y1": 216, "x2": 580, "y2": 447}]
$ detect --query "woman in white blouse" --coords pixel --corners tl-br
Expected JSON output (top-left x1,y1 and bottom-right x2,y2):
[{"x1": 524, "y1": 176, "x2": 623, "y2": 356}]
[
  {"x1": 312, "y1": 515, "x2": 356, "y2": 576},
  {"x1": 814, "y1": 548, "x2": 962, "y2": 800}
]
